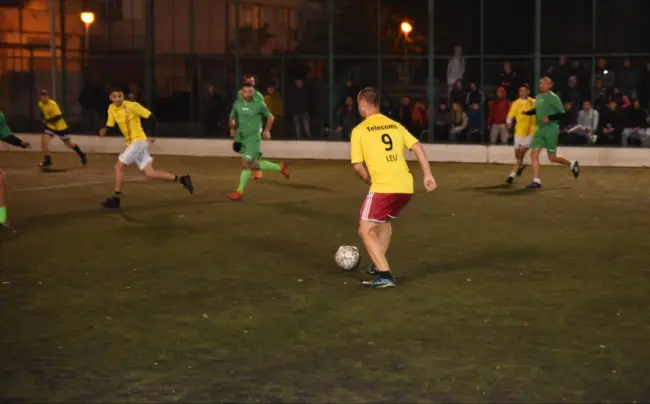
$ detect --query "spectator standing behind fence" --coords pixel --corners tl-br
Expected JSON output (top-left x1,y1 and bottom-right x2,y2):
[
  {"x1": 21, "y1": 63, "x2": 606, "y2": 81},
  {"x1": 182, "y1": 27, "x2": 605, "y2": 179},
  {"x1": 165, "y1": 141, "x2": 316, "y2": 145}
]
[
  {"x1": 335, "y1": 96, "x2": 361, "y2": 141},
  {"x1": 449, "y1": 102, "x2": 468, "y2": 142},
  {"x1": 488, "y1": 87, "x2": 511, "y2": 144},
  {"x1": 78, "y1": 80, "x2": 106, "y2": 133},
  {"x1": 548, "y1": 55, "x2": 569, "y2": 94},
  {"x1": 264, "y1": 86, "x2": 284, "y2": 118},
  {"x1": 568, "y1": 100, "x2": 599, "y2": 144},
  {"x1": 434, "y1": 103, "x2": 452, "y2": 139},
  {"x1": 598, "y1": 99, "x2": 624, "y2": 145},
  {"x1": 467, "y1": 103, "x2": 483, "y2": 140},
  {"x1": 562, "y1": 76, "x2": 582, "y2": 105},
  {"x1": 202, "y1": 85, "x2": 225, "y2": 137},
  {"x1": 498, "y1": 62, "x2": 518, "y2": 99},
  {"x1": 447, "y1": 46, "x2": 465, "y2": 99},
  {"x1": 642, "y1": 62, "x2": 650, "y2": 108},
  {"x1": 449, "y1": 80, "x2": 466, "y2": 106},
  {"x1": 411, "y1": 101, "x2": 428, "y2": 138},
  {"x1": 288, "y1": 79, "x2": 312, "y2": 139},
  {"x1": 569, "y1": 60, "x2": 587, "y2": 93},
  {"x1": 342, "y1": 79, "x2": 360, "y2": 105},
  {"x1": 596, "y1": 58, "x2": 615, "y2": 89},
  {"x1": 593, "y1": 77, "x2": 608, "y2": 110},
  {"x1": 621, "y1": 99, "x2": 649, "y2": 147},
  {"x1": 617, "y1": 58, "x2": 639, "y2": 100},
  {"x1": 466, "y1": 82, "x2": 485, "y2": 107},
  {"x1": 397, "y1": 96, "x2": 413, "y2": 133}
]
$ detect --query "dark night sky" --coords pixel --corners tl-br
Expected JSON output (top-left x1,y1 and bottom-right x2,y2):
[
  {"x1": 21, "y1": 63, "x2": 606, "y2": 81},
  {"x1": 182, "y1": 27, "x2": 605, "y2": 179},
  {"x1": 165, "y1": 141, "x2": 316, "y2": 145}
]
[{"x1": 382, "y1": 0, "x2": 650, "y2": 56}]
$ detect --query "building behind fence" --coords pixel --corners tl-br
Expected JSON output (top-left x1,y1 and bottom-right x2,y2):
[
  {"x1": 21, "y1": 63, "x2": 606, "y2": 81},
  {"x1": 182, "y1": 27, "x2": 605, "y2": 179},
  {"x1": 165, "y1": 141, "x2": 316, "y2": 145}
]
[{"x1": 1, "y1": 0, "x2": 649, "y2": 144}]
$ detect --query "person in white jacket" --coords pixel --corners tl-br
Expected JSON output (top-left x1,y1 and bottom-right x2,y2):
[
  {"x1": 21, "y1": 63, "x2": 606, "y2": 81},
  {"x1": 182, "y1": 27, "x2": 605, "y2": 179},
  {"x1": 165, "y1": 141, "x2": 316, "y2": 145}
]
[
  {"x1": 567, "y1": 100, "x2": 599, "y2": 144},
  {"x1": 447, "y1": 46, "x2": 465, "y2": 99}
]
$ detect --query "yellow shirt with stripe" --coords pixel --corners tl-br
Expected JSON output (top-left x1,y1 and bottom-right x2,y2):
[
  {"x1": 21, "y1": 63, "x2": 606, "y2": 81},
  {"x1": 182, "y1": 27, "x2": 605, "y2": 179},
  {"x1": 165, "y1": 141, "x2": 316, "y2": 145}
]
[
  {"x1": 38, "y1": 99, "x2": 68, "y2": 131},
  {"x1": 507, "y1": 97, "x2": 536, "y2": 137},
  {"x1": 106, "y1": 101, "x2": 151, "y2": 145},
  {"x1": 350, "y1": 113, "x2": 419, "y2": 194}
]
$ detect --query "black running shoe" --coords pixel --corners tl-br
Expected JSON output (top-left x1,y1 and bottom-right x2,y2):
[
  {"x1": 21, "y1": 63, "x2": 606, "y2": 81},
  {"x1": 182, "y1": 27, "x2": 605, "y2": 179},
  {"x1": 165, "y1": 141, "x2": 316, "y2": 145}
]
[
  {"x1": 0, "y1": 223, "x2": 17, "y2": 235},
  {"x1": 516, "y1": 164, "x2": 527, "y2": 177},
  {"x1": 39, "y1": 159, "x2": 52, "y2": 169},
  {"x1": 526, "y1": 181, "x2": 542, "y2": 189},
  {"x1": 80, "y1": 152, "x2": 87, "y2": 166},
  {"x1": 571, "y1": 161, "x2": 580, "y2": 178},
  {"x1": 101, "y1": 196, "x2": 121, "y2": 209},
  {"x1": 505, "y1": 176, "x2": 514, "y2": 185},
  {"x1": 180, "y1": 175, "x2": 194, "y2": 194}
]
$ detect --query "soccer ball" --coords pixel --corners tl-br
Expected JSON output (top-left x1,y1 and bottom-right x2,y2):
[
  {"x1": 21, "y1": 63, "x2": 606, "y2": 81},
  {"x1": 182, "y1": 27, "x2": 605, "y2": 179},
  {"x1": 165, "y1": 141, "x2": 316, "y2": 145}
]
[{"x1": 335, "y1": 245, "x2": 361, "y2": 271}]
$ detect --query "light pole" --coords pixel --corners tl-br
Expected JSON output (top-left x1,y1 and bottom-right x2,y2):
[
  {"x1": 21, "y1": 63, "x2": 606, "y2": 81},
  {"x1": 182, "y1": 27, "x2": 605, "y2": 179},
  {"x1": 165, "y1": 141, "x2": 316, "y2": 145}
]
[
  {"x1": 399, "y1": 21, "x2": 413, "y2": 84},
  {"x1": 80, "y1": 11, "x2": 95, "y2": 67}
]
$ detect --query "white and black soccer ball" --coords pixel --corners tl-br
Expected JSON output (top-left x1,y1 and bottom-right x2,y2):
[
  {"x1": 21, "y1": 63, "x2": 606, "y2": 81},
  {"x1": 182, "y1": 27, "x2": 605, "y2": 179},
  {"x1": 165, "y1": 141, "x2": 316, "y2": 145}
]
[{"x1": 335, "y1": 245, "x2": 361, "y2": 271}]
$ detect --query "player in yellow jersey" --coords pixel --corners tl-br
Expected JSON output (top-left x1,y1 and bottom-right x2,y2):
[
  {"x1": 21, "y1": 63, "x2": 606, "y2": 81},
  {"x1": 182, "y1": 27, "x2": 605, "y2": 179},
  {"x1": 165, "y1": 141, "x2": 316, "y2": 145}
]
[
  {"x1": 98, "y1": 87, "x2": 193, "y2": 209},
  {"x1": 505, "y1": 84, "x2": 536, "y2": 184},
  {"x1": 350, "y1": 88, "x2": 437, "y2": 288},
  {"x1": 37, "y1": 90, "x2": 87, "y2": 169}
]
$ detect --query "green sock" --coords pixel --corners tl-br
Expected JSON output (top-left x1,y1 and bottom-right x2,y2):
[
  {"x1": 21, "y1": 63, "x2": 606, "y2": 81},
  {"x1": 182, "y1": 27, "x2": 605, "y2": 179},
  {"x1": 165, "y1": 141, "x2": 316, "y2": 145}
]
[
  {"x1": 237, "y1": 169, "x2": 252, "y2": 193},
  {"x1": 0, "y1": 206, "x2": 6, "y2": 225},
  {"x1": 259, "y1": 160, "x2": 281, "y2": 172}
]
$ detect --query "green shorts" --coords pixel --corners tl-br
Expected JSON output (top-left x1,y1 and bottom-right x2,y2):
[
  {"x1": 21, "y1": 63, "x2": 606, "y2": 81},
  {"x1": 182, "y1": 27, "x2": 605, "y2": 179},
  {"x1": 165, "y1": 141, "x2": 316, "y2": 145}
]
[
  {"x1": 531, "y1": 126, "x2": 560, "y2": 154},
  {"x1": 0, "y1": 124, "x2": 12, "y2": 139},
  {"x1": 240, "y1": 139, "x2": 262, "y2": 162}
]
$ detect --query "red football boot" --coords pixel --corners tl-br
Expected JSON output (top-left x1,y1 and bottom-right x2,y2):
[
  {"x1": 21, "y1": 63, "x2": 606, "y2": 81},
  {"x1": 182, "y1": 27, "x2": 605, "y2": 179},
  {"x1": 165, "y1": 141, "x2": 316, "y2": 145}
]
[
  {"x1": 279, "y1": 162, "x2": 290, "y2": 179},
  {"x1": 228, "y1": 190, "x2": 244, "y2": 201},
  {"x1": 253, "y1": 170, "x2": 263, "y2": 180}
]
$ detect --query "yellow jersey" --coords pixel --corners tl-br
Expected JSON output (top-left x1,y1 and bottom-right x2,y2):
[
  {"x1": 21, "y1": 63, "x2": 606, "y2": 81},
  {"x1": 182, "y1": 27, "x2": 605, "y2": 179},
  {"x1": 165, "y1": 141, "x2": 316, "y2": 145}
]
[
  {"x1": 507, "y1": 97, "x2": 536, "y2": 137},
  {"x1": 38, "y1": 99, "x2": 68, "y2": 131},
  {"x1": 350, "y1": 113, "x2": 419, "y2": 194},
  {"x1": 106, "y1": 101, "x2": 151, "y2": 144}
]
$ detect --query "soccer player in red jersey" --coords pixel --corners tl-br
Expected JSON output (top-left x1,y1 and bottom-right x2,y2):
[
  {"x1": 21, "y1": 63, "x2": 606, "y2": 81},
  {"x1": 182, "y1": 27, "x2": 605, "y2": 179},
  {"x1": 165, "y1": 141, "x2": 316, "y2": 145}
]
[{"x1": 350, "y1": 87, "x2": 437, "y2": 288}]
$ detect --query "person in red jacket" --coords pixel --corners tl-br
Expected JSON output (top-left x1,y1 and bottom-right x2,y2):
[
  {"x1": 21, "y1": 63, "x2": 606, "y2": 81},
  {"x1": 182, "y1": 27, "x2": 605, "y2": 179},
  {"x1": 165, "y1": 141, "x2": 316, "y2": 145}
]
[{"x1": 488, "y1": 87, "x2": 512, "y2": 144}]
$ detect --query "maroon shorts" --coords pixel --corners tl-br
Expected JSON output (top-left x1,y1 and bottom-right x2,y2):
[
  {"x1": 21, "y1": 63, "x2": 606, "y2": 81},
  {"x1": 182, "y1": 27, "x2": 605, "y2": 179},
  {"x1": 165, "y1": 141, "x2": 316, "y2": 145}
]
[{"x1": 359, "y1": 192, "x2": 412, "y2": 222}]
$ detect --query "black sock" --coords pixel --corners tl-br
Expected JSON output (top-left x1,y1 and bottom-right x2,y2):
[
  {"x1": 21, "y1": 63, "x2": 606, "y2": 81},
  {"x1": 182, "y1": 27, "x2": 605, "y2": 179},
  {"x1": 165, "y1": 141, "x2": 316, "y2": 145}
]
[
  {"x1": 73, "y1": 145, "x2": 84, "y2": 155},
  {"x1": 174, "y1": 175, "x2": 181, "y2": 183},
  {"x1": 379, "y1": 270, "x2": 393, "y2": 280},
  {"x1": 113, "y1": 191, "x2": 122, "y2": 198},
  {"x1": 44, "y1": 155, "x2": 51, "y2": 163}
]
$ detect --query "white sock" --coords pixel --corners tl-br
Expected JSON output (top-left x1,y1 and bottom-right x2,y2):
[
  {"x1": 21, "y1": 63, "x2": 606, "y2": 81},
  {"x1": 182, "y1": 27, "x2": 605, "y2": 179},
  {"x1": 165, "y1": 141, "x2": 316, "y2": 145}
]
[
  {"x1": 570, "y1": 160, "x2": 576, "y2": 169},
  {"x1": 533, "y1": 177, "x2": 541, "y2": 184},
  {"x1": 509, "y1": 171, "x2": 516, "y2": 178}
]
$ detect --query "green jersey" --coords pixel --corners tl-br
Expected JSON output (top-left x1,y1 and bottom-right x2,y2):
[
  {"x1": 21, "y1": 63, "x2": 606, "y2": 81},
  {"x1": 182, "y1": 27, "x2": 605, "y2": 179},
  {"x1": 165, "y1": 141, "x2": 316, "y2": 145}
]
[
  {"x1": 238, "y1": 89, "x2": 265, "y2": 104},
  {"x1": 535, "y1": 91, "x2": 564, "y2": 128},
  {"x1": 230, "y1": 98, "x2": 270, "y2": 139},
  {"x1": 0, "y1": 111, "x2": 12, "y2": 138}
]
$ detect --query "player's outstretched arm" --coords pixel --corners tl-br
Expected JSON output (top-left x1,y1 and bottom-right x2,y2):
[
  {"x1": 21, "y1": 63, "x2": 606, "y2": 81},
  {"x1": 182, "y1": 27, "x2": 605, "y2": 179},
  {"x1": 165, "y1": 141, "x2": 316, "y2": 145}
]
[
  {"x1": 1, "y1": 134, "x2": 30, "y2": 149},
  {"x1": 410, "y1": 142, "x2": 437, "y2": 192}
]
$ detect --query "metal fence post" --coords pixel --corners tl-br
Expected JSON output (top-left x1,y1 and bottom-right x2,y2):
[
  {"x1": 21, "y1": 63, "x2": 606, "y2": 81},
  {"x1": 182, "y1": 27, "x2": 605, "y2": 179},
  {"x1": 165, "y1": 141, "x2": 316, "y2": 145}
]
[
  {"x1": 427, "y1": 0, "x2": 434, "y2": 142},
  {"x1": 59, "y1": 0, "x2": 67, "y2": 113},
  {"x1": 376, "y1": 0, "x2": 382, "y2": 96},
  {"x1": 591, "y1": 0, "x2": 597, "y2": 102},
  {"x1": 234, "y1": 0, "x2": 241, "y2": 95},
  {"x1": 534, "y1": 0, "x2": 541, "y2": 92},
  {"x1": 144, "y1": 0, "x2": 155, "y2": 133},
  {"x1": 478, "y1": 0, "x2": 480, "y2": 143},
  {"x1": 328, "y1": 0, "x2": 335, "y2": 135},
  {"x1": 49, "y1": 0, "x2": 56, "y2": 99}
]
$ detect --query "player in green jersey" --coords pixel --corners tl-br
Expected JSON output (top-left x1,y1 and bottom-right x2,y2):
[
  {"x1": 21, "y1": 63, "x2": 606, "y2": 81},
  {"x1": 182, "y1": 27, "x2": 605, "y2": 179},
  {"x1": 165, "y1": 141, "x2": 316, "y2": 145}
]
[
  {"x1": 0, "y1": 111, "x2": 31, "y2": 233},
  {"x1": 234, "y1": 75, "x2": 266, "y2": 180},
  {"x1": 228, "y1": 83, "x2": 290, "y2": 201},
  {"x1": 523, "y1": 77, "x2": 580, "y2": 189}
]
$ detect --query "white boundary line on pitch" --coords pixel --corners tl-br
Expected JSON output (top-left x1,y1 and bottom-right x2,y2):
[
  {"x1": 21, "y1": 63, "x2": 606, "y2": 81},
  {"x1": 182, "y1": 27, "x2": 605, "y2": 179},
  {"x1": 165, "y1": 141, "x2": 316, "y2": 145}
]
[{"x1": 11, "y1": 177, "x2": 145, "y2": 193}]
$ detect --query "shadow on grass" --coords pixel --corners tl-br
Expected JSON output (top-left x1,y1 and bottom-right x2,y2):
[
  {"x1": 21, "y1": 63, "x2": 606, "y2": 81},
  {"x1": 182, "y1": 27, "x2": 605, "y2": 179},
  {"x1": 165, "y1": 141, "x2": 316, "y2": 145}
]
[
  {"x1": 40, "y1": 168, "x2": 74, "y2": 174},
  {"x1": 259, "y1": 178, "x2": 336, "y2": 193},
  {"x1": 458, "y1": 184, "x2": 573, "y2": 196}
]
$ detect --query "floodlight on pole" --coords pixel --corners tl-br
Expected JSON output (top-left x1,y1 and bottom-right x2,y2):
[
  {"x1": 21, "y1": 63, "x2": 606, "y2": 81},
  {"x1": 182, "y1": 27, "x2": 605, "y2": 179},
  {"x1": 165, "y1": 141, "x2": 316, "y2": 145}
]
[
  {"x1": 80, "y1": 12, "x2": 95, "y2": 66},
  {"x1": 400, "y1": 21, "x2": 412, "y2": 35}
]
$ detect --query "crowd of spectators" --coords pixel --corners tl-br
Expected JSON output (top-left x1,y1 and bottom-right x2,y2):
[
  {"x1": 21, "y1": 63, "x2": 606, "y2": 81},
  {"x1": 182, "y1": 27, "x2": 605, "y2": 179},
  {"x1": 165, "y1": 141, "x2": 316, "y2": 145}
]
[{"x1": 396, "y1": 49, "x2": 650, "y2": 147}]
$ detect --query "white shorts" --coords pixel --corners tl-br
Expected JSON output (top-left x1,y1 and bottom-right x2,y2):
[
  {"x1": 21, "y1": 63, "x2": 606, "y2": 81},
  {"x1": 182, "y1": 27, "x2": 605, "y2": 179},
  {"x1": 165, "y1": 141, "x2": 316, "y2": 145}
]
[
  {"x1": 119, "y1": 140, "x2": 153, "y2": 170},
  {"x1": 514, "y1": 135, "x2": 533, "y2": 149}
]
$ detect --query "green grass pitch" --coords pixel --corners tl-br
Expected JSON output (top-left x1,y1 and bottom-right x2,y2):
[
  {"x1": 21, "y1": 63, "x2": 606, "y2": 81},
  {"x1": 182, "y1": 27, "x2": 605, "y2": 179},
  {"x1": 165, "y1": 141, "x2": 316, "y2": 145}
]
[{"x1": 1, "y1": 152, "x2": 650, "y2": 402}]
